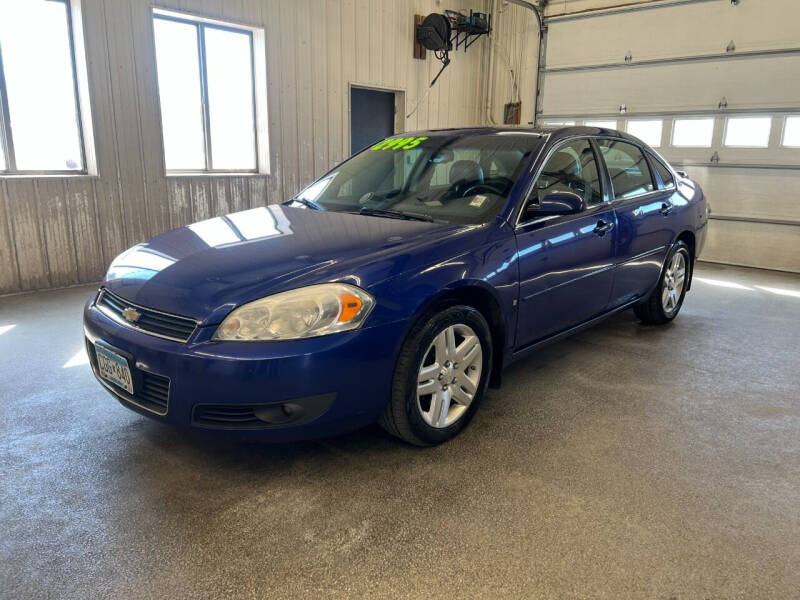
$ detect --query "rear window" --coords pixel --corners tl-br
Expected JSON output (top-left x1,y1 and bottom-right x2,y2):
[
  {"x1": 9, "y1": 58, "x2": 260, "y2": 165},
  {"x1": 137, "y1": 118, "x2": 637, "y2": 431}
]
[
  {"x1": 648, "y1": 153, "x2": 675, "y2": 189},
  {"x1": 596, "y1": 139, "x2": 655, "y2": 199}
]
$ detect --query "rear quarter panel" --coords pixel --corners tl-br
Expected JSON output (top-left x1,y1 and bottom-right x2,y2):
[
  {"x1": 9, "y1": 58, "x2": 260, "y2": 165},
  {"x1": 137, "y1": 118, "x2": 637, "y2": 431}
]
[{"x1": 672, "y1": 175, "x2": 709, "y2": 256}]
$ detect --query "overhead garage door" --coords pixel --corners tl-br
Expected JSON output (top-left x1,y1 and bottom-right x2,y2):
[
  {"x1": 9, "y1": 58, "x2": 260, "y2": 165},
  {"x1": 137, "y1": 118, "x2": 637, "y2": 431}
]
[{"x1": 538, "y1": 0, "x2": 800, "y2": 273}]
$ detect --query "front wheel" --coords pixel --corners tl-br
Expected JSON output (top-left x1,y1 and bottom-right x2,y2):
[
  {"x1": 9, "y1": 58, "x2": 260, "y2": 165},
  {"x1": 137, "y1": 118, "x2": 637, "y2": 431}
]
[
  {"x1": 379, "y1": 305, "x2": 492, "y2": 446},
  {"x1": 634, "y1": 241, "x2": 691, "y2": 325}
]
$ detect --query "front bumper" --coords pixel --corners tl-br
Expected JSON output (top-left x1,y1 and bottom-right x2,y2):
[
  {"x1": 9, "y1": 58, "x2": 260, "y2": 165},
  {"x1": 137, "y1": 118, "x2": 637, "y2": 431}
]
[{"x1": 83, "y1": 298, "x2": 406, "y2": 441}]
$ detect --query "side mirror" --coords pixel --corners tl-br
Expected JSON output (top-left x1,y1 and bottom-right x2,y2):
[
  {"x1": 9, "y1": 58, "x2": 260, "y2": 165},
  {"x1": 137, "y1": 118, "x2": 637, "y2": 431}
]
[{"x1": 528, "y1": 190, "x2": 586, "y2": 216}]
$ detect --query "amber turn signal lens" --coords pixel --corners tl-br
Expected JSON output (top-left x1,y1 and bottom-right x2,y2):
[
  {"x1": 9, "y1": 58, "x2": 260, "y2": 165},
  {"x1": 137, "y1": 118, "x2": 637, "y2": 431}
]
[{"x1": 338, "y1": 293, "x2": 363, "y2": 322}]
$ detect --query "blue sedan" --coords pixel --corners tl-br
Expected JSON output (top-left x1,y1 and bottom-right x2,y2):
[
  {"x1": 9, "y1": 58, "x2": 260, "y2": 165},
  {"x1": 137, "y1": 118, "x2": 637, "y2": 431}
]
[{"x1": 83, "y1": 126, "x2": 708, "y2": 445}]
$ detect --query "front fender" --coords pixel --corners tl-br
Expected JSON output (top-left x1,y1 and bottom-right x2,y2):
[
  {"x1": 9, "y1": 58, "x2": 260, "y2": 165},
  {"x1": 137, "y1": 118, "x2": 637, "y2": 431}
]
[{"x1": 366, "y1": 231, "x2": 519, "y2": 357}]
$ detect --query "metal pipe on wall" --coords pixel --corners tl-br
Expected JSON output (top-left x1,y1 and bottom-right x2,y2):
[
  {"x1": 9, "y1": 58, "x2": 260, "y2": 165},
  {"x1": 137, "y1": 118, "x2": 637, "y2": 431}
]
[
  {"x1": 484, "y1": 0, "x2": 499, "y2": 124},
  {"x1": 503, "y1": 0, "x2": 545, "y2": 124}
]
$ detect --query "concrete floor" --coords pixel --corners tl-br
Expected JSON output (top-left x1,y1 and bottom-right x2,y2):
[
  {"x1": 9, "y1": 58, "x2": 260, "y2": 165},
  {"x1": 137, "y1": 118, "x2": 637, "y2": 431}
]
[{"x1": 1, "y1": 263, "x2": 799, "y2": 599}]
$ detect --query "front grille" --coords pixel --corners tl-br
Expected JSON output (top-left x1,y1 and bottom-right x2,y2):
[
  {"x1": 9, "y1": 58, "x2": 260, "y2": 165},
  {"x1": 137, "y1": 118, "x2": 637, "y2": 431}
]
[
  {"x1": 96, "y1": 289, "x2": 198, "y2": 342},
  {"x1": 86, "y1": 339, "x2": 171, "y2": 416},
  {"x1": 193, "y1": 405, "x2": 265, "y2": 429}
]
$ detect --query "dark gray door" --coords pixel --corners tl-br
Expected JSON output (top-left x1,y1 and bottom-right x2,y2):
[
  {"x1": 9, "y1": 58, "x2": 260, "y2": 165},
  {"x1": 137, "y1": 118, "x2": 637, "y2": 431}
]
[{"x1": 350, "y1": 87, "x2": 395, "y2": 155}]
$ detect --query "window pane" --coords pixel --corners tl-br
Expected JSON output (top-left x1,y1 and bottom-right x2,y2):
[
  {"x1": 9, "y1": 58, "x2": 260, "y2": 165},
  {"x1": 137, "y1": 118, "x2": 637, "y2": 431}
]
[
  {"x1": 625, "y1": 120, "x2": 663, "y2": 147},
  {"x1": 542, "y1": 120, "x2": 575, "y2": 126},
  {"x1": 597, "y1": 140, "x2": 654, "y2": 199},
  {"x1": 537, "y1": 139, "x2": 603, "y2": 206},
  {"x1": 724, "y1": 116, "x2": 771, "y2": 147},
  {"x1": 0, "y1": 0, "x2": 83, "y2": 171},
  {"x1": 672, "y1": 118, "x2": 714, "y2": 147},
  {"x1": 584, "y1": 120, "x2": 617, "y2": 129},
  {"x1": 649, "y1": 153, "x2": 674, "y2": 189},
  {"x1": 153, "y1": 18, "x2": 205, "y2": 170},
  {"x1": 782, "y1": 116, "x2": 800, "y2": 147},
  {"x1": 204, "y1": 27, "x2": 256, "y2": 170}
]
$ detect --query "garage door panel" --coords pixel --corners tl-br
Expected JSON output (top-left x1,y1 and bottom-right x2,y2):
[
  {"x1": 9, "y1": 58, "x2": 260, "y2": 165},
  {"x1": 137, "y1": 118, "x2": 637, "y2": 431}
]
[
  {"x1": 546, "y1": 0, "x2": 800, "y2": 70},
  {"x1": 659, "y1": 146, "x2": 800, "y2": 172},
  {"x1": 681, "y1": 166, "x2": 800, "y2": 223},
  {"x1": 541, "y1": 55, "x2": 800, "y2": 115},
  {"x1": 702, "y1": 220, "x2": 800, "y2": 272}
]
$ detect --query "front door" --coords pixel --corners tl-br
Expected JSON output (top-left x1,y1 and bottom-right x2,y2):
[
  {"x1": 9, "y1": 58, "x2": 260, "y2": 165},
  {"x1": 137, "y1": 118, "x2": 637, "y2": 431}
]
[{"x1": 515, "y1": 139, "x2": 617, "y2": 347}]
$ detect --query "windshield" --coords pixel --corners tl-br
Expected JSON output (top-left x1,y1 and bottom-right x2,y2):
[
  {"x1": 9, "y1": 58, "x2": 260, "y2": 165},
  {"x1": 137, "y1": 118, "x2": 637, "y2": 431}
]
[{"x1": 289, "y1": 133, "x2": 544, "y2": 224}]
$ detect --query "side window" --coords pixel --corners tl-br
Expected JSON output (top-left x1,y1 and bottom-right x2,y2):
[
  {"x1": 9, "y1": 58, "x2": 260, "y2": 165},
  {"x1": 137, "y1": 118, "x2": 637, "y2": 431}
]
[
  {"x1": 535, "y1": 139, "x2": 603, "y2": 207},
  {"x1": 596, "y1": 140, "x2": 655, "y2": 199},
  {"x1": 649, "y1": 154, "x2": 675, "y2": 189}
]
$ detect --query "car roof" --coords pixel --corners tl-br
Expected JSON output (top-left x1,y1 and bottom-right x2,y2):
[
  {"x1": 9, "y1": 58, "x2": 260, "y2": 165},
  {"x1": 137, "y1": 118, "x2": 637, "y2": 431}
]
[{"x1": 404, "y1": 125, "x2": 644, "y2": 146}]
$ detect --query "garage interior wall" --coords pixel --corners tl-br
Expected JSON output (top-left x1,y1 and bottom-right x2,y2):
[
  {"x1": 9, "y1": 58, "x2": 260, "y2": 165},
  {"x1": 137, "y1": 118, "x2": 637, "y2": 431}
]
[
  {"x1": 538, "y1": 0, "x2": 800, "y2": 273},
  {"x1": 1, "y1": 0, "x2": 531, "y2": 296}
]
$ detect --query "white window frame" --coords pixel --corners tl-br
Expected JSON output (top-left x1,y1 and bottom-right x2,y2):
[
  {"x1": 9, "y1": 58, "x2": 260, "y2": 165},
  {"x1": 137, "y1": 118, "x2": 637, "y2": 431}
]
[
  {"x1": 624, "y1": 118, "x2": 664, "y2": 148},
  {"x1": 780, "y1": 115, "x2": 800, "y2": 148},
  {"x1": 722, "y1": 115, "x2": 772, "y2": 149},
  {"x1": 0, "y1": 0, "x2": 95, "y2": 176},
  {"x1": 670, "y1": 117, "x2": 715, "y2": 148},
  {"x1": 583, "y1": 119, "x2": 618, "y2": 129},
  {"x1": 152, "y1": 8, "x2": 270, "y2": 175}
]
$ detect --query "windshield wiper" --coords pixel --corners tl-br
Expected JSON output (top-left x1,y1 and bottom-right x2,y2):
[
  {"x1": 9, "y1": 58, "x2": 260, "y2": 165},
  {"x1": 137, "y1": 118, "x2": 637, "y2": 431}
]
[
  {"x1": 357, "y1": 207, "x2": 434, "y2": 222},
  {"x1": 284, "y1": 197, "x2": 325, "y2": 211}
]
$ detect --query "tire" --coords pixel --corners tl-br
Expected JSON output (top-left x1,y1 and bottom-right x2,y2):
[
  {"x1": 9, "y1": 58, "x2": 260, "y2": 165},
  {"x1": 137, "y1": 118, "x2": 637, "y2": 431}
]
[
  {"x1": 379, "y1": 305, "x2": 493, "y2": 446},
  {"x1": 634, "y1": 241, "x2": 691, "y2": 325}
]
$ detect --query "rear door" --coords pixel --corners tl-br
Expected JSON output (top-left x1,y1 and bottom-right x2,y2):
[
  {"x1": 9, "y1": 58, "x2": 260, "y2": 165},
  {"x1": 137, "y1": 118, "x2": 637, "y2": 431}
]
[
  {"x1": 595, "y1": 139, "x2": 674, "y2": 307},
  {"x1": 515, "y1": 138, "x2": 617, "y2": 347}
]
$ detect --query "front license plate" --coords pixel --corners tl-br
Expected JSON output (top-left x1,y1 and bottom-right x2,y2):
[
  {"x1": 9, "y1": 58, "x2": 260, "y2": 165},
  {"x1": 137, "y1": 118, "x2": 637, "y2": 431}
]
[{"x1": 95, "y1": 344, "x2": 134, "y2": 394}]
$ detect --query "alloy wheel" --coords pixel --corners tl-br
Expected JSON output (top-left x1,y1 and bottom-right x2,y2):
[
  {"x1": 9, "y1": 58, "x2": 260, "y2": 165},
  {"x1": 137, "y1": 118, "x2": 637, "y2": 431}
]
[
  {"x1": 662, "y1": 251, "x2": 686, "y2": 314},
  {"x1": 416, "y1": 324, "x2": 483, "y2": 428}
]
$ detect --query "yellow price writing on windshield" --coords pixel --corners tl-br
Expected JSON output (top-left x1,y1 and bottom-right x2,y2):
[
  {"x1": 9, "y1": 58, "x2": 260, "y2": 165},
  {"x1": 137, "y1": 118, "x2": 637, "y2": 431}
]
[{"x1": 370, "y1": 136, "x2": 428, "y2": 151}]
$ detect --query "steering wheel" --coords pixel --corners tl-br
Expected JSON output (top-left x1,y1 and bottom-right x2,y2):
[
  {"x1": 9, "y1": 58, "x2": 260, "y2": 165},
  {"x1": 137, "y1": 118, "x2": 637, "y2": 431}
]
[{"x1": 462, "y1": 183, "x2": 504, "y2": 197}]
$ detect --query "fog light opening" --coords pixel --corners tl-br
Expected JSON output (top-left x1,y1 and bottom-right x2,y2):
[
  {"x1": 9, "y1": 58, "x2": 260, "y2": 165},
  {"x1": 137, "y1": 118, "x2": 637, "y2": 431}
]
[{"x1": 253, "y1": 403, "x2": 304, "y2": 425}]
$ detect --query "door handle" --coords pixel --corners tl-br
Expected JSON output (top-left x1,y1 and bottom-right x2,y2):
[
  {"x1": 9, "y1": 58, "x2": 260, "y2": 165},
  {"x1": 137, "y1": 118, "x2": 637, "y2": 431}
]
[
  {"x1": 593, "y1": 219, "x2": 614, "y2": 236},
  {"x1": 660, "y1": 202, "x2": 674, "y2": 216}
]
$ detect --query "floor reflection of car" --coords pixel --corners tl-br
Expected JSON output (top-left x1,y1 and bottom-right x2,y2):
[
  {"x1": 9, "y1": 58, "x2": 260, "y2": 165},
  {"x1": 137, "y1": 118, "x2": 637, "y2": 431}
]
[{"x1": 83, "y1": 126, "x2": 708, "y2": 446}]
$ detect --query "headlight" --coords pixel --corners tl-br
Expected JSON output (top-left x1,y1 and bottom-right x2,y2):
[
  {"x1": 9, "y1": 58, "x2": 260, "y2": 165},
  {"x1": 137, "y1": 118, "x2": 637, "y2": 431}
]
[{"x1": 213, "y1": 283, "x2": 375, "y2": 341}]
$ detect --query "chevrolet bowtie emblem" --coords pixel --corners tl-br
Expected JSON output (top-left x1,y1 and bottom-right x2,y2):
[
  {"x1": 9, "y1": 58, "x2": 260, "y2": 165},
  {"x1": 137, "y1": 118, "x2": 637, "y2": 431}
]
[{"x1": 122, "y1": 307, "x2": 142, "y2": 323}]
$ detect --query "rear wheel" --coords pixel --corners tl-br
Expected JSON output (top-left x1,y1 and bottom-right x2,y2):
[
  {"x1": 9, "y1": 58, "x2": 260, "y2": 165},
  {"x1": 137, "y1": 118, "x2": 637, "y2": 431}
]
[
  {"x1": 634, "y1": 241, "x2": 691, "y2": 325},
  {"x1": 379, "y1": 305, "x2": 492, "y2": 446}
]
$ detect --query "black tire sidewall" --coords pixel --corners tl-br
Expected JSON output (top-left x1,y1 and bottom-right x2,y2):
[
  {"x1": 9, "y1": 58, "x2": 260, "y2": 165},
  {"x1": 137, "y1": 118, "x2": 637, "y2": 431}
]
[{"x1": 398, "y1": 306, "x2": 493, "y2": 445}]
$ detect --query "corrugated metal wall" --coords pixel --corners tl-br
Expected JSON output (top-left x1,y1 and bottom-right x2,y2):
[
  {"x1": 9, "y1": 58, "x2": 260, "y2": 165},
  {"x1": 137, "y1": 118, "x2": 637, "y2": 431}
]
[{"x1": 0, "y1": 0, "x2": 512, "y2": 295}]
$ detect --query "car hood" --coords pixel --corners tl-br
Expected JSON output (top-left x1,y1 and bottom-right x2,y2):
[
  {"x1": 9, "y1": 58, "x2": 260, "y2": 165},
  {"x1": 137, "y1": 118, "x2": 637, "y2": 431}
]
[{"x1": 103, "y1": 205, "x2": 464, "y2": 321}]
